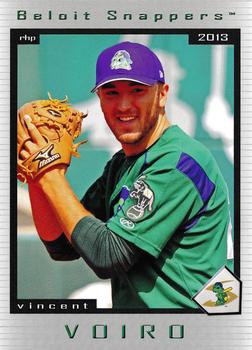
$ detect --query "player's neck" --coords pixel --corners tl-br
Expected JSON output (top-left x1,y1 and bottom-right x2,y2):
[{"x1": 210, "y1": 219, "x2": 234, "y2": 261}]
[{"x1": 122, "y1": 114, "x2": 170, "y2": 157}]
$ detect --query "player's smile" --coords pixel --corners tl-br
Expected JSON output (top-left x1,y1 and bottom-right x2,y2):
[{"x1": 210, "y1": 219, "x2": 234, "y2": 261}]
[
  {"x1": 98, "y1": 80, "x2": 168, "y2": 155},
  {"x1": 117, "y1": 115, "x2": 137, "y2": 122}
]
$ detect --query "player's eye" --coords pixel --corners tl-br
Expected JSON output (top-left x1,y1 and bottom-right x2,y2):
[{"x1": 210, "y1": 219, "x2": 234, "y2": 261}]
[
  {"x1": 105, "y1": 90, "x2": 119, "y2": 96},
  {"x1": 132, "y1": 87, "x2": 145, "y2": 93}
]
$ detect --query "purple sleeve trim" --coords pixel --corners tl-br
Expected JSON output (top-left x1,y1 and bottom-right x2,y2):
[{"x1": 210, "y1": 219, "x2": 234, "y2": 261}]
[
  {"x1": 176, "y1": 153, "x2": 215, "y2": 231},
  {"x1": 176, "y1": 153, "x2": 215, "y2": 204}
]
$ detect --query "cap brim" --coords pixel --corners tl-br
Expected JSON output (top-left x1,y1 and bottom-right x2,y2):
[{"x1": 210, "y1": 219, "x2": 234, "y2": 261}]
[{"x1": 91, "y1": 76, "x2": 158, "y2": 93}]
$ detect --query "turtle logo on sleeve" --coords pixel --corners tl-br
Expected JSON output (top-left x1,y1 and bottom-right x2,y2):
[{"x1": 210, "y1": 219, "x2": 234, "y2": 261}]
[{"x1": 126, "y1": 176, "x2": 154, "y2": 221}]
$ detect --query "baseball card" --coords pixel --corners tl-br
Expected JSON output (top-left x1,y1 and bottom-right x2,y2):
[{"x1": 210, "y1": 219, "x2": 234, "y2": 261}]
[{"x1": 0, "y1": 0, "x2": 250, "y2": 349}]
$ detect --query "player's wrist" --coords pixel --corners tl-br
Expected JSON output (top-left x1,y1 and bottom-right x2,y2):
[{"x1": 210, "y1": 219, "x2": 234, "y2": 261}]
[{"x1": 36, "y1": 165, "x2": 67, "y2": 189}]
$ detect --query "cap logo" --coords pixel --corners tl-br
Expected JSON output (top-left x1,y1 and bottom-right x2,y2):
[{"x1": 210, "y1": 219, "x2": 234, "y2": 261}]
[{"x1": 110, "y1": 50, "x2": 133, "y2": 71}]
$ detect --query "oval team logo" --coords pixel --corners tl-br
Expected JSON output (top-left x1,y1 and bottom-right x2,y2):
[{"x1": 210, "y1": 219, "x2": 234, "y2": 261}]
[{"x1": 120, "y1": 217, "x2": 135, "y2": 229}]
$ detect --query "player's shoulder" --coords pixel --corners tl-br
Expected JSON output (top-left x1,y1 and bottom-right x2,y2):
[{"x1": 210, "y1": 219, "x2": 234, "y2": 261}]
[
  {"x1": 157, "y1": 125, "x2": 217, "y2": 170},
  {"x1": 147, "y1": 125, "x2": 227, "y2": 197},
  {"x1": 147, "y1": 125, "x2": 223, "y2": 190}
]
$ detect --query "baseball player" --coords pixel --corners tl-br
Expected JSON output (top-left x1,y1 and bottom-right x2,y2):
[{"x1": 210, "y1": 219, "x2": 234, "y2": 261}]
[{"x1": 18, "y1": 42, "x2": 233, "y2": 308}]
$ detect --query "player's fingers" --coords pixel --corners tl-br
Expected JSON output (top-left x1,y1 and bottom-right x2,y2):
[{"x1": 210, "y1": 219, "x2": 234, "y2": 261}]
[
  {"x1": 24, "y1": 115, "x2": 46, "y2": 147},
  {"x1": 17, "y1": 133, "x2": 28, "y2": 144},
  {"x1": 17, "y1": 114, "x2": 29, "y2": 140},
  {"x1": 19, "y1": 149, "x2": 30, "y2": 160},
  {"x1": 24, "y1": 140, "x2": 39, "y2": 154}
]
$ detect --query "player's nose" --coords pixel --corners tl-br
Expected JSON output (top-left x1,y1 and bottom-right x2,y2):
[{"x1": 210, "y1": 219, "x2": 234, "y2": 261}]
[{"x1": 117, "y1": 94, "x2": 132, "y2": 112}]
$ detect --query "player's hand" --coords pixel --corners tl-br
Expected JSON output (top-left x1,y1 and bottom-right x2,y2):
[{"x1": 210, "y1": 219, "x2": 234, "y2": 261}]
[
  {"x1": 17, "y1": 95, "x2": 85, "y2": 184},
  {"x1": 18, "y1": 114, "x2": 67, "y2": 185}
]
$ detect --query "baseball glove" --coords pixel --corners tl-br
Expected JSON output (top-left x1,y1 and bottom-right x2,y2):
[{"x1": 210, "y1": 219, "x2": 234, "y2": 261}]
[{"x1": 17, "y1": 93, "x2": 87, "y2": 183}]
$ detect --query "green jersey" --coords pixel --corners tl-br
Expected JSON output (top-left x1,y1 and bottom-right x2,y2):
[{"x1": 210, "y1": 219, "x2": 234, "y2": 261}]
[{"x1": 82, "y1": 125, "x2": 232, "y2": 308}]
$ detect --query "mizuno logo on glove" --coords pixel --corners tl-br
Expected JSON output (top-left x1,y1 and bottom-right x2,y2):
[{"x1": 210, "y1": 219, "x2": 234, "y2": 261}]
[{"x1": 33, "y1": 144, "x2": 61, "y2": 169}]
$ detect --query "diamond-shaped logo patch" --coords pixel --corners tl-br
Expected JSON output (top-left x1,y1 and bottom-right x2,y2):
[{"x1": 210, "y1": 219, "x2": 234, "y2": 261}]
[{"x1": 192, "y1": 266, "x2": 242, "y2": 315}]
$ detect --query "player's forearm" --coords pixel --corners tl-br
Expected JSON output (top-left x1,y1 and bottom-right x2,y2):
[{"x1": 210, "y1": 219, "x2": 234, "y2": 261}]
[
  {"x1": 28, "y1": 183, "x2": 63, "y2": 241},
  {"x1": 37, "y1": 169, "x2": 93, "y2": 241}
]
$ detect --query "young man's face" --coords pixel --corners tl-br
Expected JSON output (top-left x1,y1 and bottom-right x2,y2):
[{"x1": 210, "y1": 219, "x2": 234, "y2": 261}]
[{"x1": 97, "y1": 80, "x2": 168, "y2": 146}]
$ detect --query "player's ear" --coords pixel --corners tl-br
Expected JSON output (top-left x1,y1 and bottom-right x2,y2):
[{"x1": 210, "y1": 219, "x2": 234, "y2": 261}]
[{"x1": 158, "y1": 83, "x2": 169, "y2": 108}]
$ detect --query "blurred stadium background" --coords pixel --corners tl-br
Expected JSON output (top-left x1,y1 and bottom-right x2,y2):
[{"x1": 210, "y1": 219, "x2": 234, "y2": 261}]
[{"x1": 17, "y1": 33, "x2": 234, "y2": 305}]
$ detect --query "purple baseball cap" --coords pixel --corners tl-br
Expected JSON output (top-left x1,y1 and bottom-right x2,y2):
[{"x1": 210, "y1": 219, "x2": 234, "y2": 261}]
[{"x1": 91, "y1": 41, "x2": 165, "y2": 92}]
